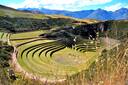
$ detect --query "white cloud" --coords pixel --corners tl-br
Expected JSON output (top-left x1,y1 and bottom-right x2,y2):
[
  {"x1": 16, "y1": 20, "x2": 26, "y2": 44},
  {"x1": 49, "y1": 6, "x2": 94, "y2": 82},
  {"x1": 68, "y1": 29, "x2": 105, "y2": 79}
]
[
  {"x1": 104, "y1": 3, "x2": 123, "y2": 11},
  {"x1": 8, "y1": 0, "x2": 41, "y2": 8},
  {"x1": 7, "y1": 0, "x2": 112, "y2": 11},
  {"x1": 42, "y1": 0, "x2": 112, "y2": 11}
]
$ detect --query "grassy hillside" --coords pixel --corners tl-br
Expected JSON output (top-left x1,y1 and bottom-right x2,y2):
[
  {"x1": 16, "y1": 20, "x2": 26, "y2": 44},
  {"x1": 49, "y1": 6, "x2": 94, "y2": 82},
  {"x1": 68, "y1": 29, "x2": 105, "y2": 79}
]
[
  {"x1": 0, "y1": 5, "x2": 48, "y2": 19},
  {"x1": 0, "y1": 5, "x2": 82, "y2": 19},
  {"x1": 0, "y1": 5, "x2": 103, "y2": 33},
  {"x1": 0, "y1": 5, "x2": 77, "y2": 32}
]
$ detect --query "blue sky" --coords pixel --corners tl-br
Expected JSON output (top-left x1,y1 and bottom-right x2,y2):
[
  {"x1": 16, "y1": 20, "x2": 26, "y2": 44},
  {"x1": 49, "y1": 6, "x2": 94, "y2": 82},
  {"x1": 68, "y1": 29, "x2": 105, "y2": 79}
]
[{"x1": 0, "y1": 0, "x2": 128, "y2": 11}]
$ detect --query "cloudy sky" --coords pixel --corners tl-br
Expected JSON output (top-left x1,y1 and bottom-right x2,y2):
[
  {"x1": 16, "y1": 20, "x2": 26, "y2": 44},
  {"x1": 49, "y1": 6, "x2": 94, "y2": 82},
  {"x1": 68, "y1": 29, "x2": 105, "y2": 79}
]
[{"x1": 0, "y1": 0, "x2": 128, "y2": 11}]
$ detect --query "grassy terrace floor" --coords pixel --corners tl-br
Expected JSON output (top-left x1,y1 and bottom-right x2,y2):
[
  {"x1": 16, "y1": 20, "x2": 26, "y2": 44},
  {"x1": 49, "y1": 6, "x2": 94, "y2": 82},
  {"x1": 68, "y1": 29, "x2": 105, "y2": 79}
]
[
  {"x1": 17, "y1": 41, "x2": 101, "y2": 80},
  {"x1": 10, "y1": 30, "x2": 103, "y2": 80},
  {"x1": 10, "y1": 30, "x2": 48, "y2": 46},
  {"x1": 10, "y1": 30, "x2": 47, "y2": 39},
  {"x1": 0, "y1": 31, "x2": 9, "y2": 41}
]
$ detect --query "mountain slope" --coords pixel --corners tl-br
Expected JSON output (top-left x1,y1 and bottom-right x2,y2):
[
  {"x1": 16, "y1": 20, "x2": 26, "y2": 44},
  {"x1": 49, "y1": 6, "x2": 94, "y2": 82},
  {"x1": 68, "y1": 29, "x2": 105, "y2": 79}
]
[
  {"x1": 18, "y1": 7, "x2": 128, "y2": 20},
  {"x1": 0, "y1": 5, "x2": 46, "y2": 19},
  {"x1": 0, "y1": 5, "x2": 100, "y2": 33},
  {"x1": 86, "y1": 9, "x2": 113, "y2": 20},
  {"x1": 0, "y1": 5, "x2": 75, "y2": 32},
  {"x1": 113, "y1": 8, "x2": 128, "y2": 20},
  {"x1": 0, "y1": 5, "x2": 75, "y2": 19}
]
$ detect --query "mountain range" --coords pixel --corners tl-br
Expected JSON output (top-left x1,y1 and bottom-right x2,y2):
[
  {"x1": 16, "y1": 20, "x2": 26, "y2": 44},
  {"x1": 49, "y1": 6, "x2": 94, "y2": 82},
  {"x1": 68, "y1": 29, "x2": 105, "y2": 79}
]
[{"x1": 18, "y1": 8, "x2": 128, "y2": 20}]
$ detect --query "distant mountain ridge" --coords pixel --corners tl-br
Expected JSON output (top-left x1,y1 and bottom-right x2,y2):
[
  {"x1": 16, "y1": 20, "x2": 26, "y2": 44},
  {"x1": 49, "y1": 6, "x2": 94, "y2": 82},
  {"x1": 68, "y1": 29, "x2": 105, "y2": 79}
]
[{"x1": 18, "y1": 8, "x2": 128, "y2": 20}]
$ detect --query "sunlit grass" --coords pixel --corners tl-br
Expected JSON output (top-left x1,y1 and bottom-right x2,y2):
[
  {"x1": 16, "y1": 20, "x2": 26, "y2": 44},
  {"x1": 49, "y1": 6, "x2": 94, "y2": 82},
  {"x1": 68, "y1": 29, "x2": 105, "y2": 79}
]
[
  {"x1": 10, "y1": 33, "x2": 102, "y2": 80},
  {"x1": 10, "y1": 30, "x2": 47, "y2": 39}
]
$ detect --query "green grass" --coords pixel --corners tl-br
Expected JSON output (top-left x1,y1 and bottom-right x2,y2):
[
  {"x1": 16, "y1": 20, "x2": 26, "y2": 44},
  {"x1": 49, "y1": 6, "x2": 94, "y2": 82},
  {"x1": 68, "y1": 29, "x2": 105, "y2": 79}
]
[
  {"x1": 17, "y1": 40, "x2": 66, "y2": 79},
  {"x1": 10, "y1": 30, "x2": 48, "y2": 45},
  {"x1": 53, "y1": 47, "x2": 100, "y2": 69},
  {"x1": 12, "y1": 37, "x2": 101, "y2": 80},
  {"x1": 11, "y1": 31, "x2": 123, "y2": 84},
  {"x1": 0, "y1": 7, "x2": 49, "y2": 19},
  {"x1": 0, "y1": 32, "x2": 3, "y2": 38},
  {"x1": 10, "y1": 30, "x2": 103, "y2": 81},
  {"x1": 0, "y1": 31, "x2": 9, "y2": 40},
  {"x1": 10, "y1": 30, "x2": 47, "y2": 39}
]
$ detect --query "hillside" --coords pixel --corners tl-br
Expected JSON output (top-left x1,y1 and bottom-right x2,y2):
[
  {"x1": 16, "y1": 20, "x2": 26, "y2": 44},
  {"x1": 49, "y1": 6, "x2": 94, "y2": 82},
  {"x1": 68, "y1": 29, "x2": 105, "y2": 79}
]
[
  {"x1": 0, "y1": 5, "x2": 76, "y2": 32},
  {"x1": 0, "y1": 5, "x2": 102, "y2": 33},
  {"x1": 0, "y1": 5, "x2": 128, "y2": 36}
]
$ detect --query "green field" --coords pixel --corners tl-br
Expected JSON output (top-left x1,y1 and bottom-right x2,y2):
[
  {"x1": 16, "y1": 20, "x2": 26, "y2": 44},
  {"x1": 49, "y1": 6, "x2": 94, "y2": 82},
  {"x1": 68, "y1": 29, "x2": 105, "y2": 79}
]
[
  {"x1": 0, "y1": 31, "x2": 9, "y2": 40},
  {"x1": 10, "y1": 30, "x2": 47, "y2": 39},
  {"x1": 9, "y1": 30, "x2": 103, "y2": 81},
  {"x1": 10, "y1": 30, "x2": 48, "y2": 46}
]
